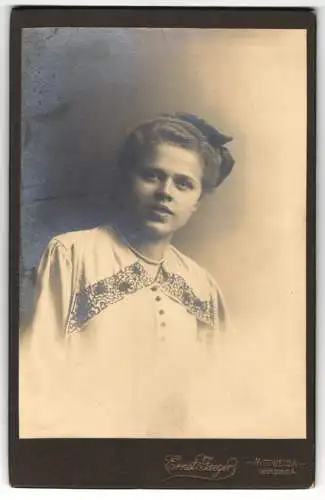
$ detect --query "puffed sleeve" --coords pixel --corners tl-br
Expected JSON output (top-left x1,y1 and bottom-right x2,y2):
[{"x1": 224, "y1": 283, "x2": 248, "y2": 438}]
[
  {"x1": 23, "y1": 238, "x2": 73, "y2": 337},
  {"x1": 19, "y1": 238, "x2": 74, "y2": 437}
]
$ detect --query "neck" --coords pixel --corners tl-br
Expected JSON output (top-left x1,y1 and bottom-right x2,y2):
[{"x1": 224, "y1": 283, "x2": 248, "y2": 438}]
[
  {"x1": 129, "y1": 237, "x2": 171, "y2": 263},
  {"x1": 113, "y1": 216, "x2": 172, "y2": 262}
]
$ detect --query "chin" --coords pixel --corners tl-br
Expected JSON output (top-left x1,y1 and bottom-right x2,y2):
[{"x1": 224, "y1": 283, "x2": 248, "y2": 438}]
[{"x1": 142, "y1": 220, "x2": 175, "y2": 239}]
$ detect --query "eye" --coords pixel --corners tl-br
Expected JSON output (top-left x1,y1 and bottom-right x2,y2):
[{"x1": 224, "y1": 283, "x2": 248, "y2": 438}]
[
  {"x1": 175, "y1": 176, "x2": 195, "y2": 191},
  {"x1": 139, "y1": 168, "x2": 160, "y2": 182}
]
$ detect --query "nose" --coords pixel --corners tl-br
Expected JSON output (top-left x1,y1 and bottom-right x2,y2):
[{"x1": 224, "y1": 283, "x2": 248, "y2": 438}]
[{"x1": 155, "y1": 178, "x2": 174, "y2": 201}]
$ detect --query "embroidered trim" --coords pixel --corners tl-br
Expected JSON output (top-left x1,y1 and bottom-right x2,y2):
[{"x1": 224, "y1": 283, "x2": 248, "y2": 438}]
[
  {"x1": 66, "y1": 262, "x2": 152, "y2": 335},
  {"x1": 66, "y1": 262, "x2": 216, "y2": 335},
  {"x1": 157, "y1": 269, "x2": 216, "y2": 328}
]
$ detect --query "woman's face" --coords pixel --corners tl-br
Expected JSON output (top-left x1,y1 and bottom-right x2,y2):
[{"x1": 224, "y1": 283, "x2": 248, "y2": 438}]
[{"x1": 127, "y1": 142, "x2": 203, "y2": 239}]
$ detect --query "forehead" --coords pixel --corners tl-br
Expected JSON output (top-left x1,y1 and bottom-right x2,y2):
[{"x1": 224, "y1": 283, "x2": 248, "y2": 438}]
[{"x1": 148, "y1": 143, "x2": 203, "y2": 180}]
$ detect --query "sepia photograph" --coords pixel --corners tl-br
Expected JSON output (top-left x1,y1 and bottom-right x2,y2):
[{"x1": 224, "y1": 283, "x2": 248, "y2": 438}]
[
  {"x1": 19, "y1": 26, "x2": 307, "y2": 439},
  {"x1": 9, "y1": 7, "x2": 316, "y2": 489}
]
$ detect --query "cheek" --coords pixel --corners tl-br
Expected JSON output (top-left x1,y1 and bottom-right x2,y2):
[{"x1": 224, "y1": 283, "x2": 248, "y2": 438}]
[
  {"x1": 176, "y1": 194, "x2": 201, "y2": 218},
  {"x1": 184, "y1": 188, "x2": 202, "y2": 207},
  {"x1": 131, "y1": 178, "x2": 153, "y2": 199}
]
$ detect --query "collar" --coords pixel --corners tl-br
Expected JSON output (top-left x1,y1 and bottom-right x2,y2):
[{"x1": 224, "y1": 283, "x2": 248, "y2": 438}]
[{"x1": 66, "y1": 255, "x2": 217, "y2": 336}]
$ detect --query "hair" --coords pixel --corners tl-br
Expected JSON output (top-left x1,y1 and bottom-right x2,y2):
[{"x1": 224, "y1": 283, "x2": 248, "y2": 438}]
[{"x1": 117, "y1": 112, "x2": 235, "y2": 194}]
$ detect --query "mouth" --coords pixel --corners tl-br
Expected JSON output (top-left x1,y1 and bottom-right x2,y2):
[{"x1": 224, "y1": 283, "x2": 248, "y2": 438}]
[{"x1": 148, "y1": 204, "x2": 174, "y2": 216}]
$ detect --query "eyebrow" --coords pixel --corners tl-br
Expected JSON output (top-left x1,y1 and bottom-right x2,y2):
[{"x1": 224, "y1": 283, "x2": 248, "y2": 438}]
[
  {"x1": 141, "y1": 165, "x2": 200, "y2": 184},
  {"x1": 174, "y1": 174, "x2": 196, "y2": 184}
]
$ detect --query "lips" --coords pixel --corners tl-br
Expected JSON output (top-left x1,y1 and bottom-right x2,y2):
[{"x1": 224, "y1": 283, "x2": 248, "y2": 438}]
[{"x1": 148, "y1": 204, "x2": 174, "y2": 216}]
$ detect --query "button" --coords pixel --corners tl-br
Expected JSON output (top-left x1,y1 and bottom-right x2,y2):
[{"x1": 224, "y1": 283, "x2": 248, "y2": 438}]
[
  {"x1": 155, "y1": 296, "x2": 162, "y2": 302},
  {"x1": 160, "y1": 322, "x2": 166, "y2": 328},
  {"x1": 159, "y1": 310, "x2": 165, "y2": 315}
]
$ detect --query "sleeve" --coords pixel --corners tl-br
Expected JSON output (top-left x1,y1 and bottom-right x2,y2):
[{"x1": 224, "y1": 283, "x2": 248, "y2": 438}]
[
  {"x1": 23, "y1": 238, "x2": 73, "y2": 337},
  {"x1": 205, "y1": 272, "x2": 229, "y2": 335},
  {"x1": 203, "y1": 272, "x2": 239, "y2": 365},
  {"x1": 19, "y1": 238, "x2": 74, "y2": 437},
  {"x1": 192, "y1": 274, "x2": 248, "y2": 436}
]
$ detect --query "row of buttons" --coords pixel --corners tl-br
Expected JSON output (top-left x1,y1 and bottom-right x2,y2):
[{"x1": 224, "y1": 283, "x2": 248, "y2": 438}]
[{"x1": 151, "y1": 285, "x2": 166, "y2": 338}]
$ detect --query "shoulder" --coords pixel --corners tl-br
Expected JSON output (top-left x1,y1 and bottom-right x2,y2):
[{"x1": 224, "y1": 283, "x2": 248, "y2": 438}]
[
  {"x1": 38, "y1": 226, "x2": 123, "y2": 278},
  {"x1": 51, "y1": 226, "x2": 117, "y2": 250},
  {"x1": 166, "y1": 244, "x2": 220, "y2": 292},
  {"x1": 43, "y1": 226, "x2": 122, "y2": 260},
  {"x1": 166, "y1": 245, "x2": 228, "y2": 331}
]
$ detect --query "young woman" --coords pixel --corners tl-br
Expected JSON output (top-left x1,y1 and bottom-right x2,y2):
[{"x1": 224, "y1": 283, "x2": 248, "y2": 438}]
[{"x1": 19, "y1": 112, "x2": 235, "y2": 438}]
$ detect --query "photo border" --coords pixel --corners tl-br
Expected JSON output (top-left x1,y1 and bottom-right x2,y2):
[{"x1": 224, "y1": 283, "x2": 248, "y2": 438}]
[{"x1": 9, "y1": 7, "x2": 316, "y2": 489}]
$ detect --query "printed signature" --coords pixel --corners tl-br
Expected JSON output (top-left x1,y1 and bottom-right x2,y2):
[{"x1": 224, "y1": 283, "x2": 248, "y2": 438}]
[{"x1": 163, "y1": 454, "x2": 238, "y2": 481}]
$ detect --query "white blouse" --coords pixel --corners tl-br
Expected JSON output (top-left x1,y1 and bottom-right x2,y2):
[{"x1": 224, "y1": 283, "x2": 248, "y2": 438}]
[{"x1": 19, "y1": 225, "x2": 228, "y2": 438}]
